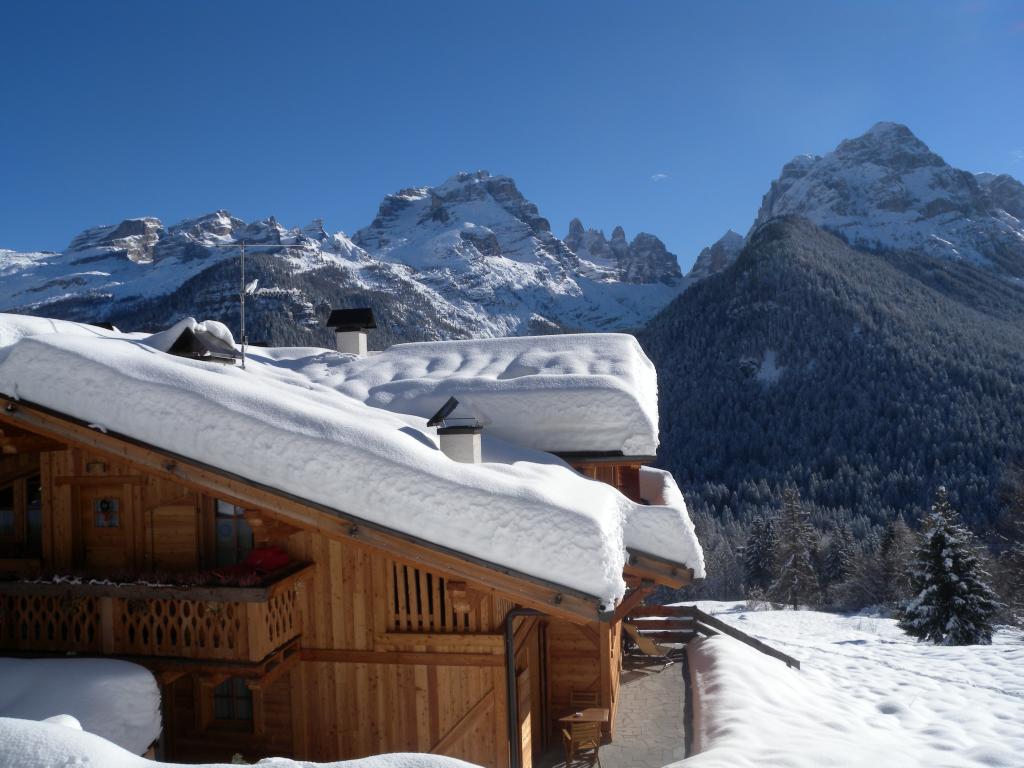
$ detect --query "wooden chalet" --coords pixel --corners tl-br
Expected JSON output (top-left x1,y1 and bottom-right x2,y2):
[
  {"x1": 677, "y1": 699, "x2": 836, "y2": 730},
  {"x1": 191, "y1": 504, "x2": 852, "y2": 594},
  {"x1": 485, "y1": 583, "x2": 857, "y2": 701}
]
[{"x1": 0, "y1": 315, "x2": 700, "y2": 767}]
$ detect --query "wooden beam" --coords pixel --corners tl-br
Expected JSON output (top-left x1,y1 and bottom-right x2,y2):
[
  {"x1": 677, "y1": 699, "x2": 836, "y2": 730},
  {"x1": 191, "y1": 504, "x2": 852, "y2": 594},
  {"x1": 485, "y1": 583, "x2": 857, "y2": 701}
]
[
  {"x1": 0, "y1": 398, "x2": 605, "y2": 624},
  {"x1": 247, "y1": 645, "x2": 301, "y2": 692},
  {"x1": 0, "y1": 436, "x2": 64, "y2": 453},
  {"x1": 624, "y1": 548, "x2": 694, "y2": 590},
  {"x1": 301, "y1": 648, "x2": 505, "y2": 667},
  {"x1": 611, "y1": 580, "x2": 654, "y2": 623},
  {"x1": 375, "y1": 632, "x2": 504, "y2": 652}
]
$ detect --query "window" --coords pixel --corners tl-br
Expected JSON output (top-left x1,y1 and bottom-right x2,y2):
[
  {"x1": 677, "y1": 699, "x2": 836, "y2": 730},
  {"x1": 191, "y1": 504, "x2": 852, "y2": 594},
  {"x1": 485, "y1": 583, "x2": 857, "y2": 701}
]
[
  {"x1": 215, "y1": 500, "x2": 254, "y2": 566},
  {"x1": 0, "y1": 484, "x2": 14, "y2": 539},
  {"x1": 26, "y1": 476, "x2": 42, "y2": 552},
  {"x1": 93, "y1": 498, "x2": 120, "y2": 528},
  {"x1": 0, "y1": 474, "x2": 43, "y2": 556},
  {"x1": 213, "y1": 677, "x2": 253, "y2": 724}
]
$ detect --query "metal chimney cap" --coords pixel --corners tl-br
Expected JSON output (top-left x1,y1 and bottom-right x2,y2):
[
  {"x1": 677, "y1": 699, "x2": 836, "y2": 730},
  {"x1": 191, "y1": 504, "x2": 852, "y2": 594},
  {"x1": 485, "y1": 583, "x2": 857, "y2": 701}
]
[
  {"x1": 437, "y1": 424, "x2": 483, "y2": 435},
  {"x1": 326, "y1": 307, "x2": 377, "y2": 331}
]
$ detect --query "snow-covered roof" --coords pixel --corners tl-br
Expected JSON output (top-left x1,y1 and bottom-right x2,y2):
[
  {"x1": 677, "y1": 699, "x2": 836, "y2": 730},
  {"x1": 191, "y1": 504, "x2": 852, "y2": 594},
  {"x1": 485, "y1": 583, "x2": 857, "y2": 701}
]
[
  {"x1": 0, "y1": 658, "x2": 160, "y2": 755},
  {"x1": 0, "y1": 314, "x2": 703, "y2": 605},
  {"x1": 286, "y1": 332, "x2": 660, "y2": 455}
]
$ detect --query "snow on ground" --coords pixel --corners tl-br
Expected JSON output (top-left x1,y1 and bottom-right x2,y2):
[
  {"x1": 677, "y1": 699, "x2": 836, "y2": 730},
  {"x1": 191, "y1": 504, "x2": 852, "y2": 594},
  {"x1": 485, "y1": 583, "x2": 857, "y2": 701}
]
[
  {"x1": 681, "y1": 602, "x2": 1024, "y2": 768},
  {"x1": 0, "y1": 717, "x2": 480, "y2": 768},
  {"x1": 0, "y1": 658, "x2": 161, "y2": 755},
  {"x1": 0, "y1": 314, "x2": 704, "y2": 605}
]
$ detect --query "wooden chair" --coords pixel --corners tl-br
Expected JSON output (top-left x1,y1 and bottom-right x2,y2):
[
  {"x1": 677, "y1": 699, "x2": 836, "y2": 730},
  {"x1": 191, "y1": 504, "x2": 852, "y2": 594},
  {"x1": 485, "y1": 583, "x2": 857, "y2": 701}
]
[{"x1": 562, "y1": 691, "x2": 602, "y2": 767}]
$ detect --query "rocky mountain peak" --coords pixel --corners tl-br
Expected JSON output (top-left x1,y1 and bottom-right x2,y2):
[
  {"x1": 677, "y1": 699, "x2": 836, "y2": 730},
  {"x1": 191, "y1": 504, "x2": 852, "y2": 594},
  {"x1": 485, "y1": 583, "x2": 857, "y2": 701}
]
[
  {"x1": 564, "y1": 220, "x2": 681, "y2": 285},
  {"x1": 565, "y1": 218, "x2": 586, "y2": 251},
  {"x1": 832, "y1": 121, "x2": 944, "y2": 172},
  {"x1": 688, "y1": 229, "x2": 745, "y2": 280},
  {"x1": 753, "y1": 122, "x2": 1024, "y2": 275},
  {"x1": 66, "y1": 216, "x2": 165, "y2": 264}
]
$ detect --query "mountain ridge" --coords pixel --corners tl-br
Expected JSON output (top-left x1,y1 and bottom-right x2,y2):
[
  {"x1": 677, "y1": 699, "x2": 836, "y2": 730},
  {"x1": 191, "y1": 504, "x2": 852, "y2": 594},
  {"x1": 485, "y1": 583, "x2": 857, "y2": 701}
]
[{"x1": 0, "y1": 170, "x2": 688, "y2": 340}]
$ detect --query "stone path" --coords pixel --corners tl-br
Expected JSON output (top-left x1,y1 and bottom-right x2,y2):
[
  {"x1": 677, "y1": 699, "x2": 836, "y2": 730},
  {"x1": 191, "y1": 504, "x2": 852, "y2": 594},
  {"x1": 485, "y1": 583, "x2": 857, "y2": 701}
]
[{"x1": 539, "y1": 652, "x2": 687, "y2": 768}]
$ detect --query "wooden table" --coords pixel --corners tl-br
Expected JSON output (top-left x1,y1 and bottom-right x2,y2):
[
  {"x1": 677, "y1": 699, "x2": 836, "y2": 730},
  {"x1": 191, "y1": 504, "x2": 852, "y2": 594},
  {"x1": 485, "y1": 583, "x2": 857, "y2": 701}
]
[{"x1": 558, "y1": 707, "x2": 610, "y2": 724}]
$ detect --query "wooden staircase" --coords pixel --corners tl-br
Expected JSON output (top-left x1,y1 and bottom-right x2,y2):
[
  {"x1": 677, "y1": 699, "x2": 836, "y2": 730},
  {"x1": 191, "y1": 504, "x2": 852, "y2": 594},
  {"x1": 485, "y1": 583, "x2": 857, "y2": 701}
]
[{"x1": 625, "y1": 604, "x2": 800, "y2": 669}]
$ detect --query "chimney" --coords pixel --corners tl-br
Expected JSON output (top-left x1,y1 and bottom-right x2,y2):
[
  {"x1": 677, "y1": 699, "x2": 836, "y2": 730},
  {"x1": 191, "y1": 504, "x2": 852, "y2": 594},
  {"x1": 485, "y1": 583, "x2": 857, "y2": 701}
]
[
  {"x1": 438, "y1": 423, "x2": 483, "y2": 464},
  {"x1": 325, "y1": 307, "x2": 377, "y2": 356},
  {"x1": 427, "y1": 396, "x2": 482, "y2": 464}
]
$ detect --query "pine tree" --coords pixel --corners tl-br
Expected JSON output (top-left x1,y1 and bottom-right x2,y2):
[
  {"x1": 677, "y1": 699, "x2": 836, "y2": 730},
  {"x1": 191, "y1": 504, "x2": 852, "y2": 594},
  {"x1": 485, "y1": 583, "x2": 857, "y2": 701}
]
[
  {"x1": 997, "y1": 516, "x2": 1024, "y2": 626},
  {"x1": 743, "y1": 512, "x2": 777, "y2": 593},
  {"x1": 822, "y1": 524, "x2": 854, "y2": 601},
  {"x1": 899, "y1": 487, "x2": 1001, "y2": 645},
  {"x1": 770, "y1": 488, "x2": 819, "y2": 609},
  {"x1": 878, "y1": 517, "x2": 917, "y2": 607}
]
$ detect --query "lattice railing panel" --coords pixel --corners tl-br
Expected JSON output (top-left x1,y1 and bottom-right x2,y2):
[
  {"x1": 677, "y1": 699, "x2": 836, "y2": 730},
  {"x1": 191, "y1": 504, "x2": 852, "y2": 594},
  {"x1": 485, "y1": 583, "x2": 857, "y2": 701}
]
[
  {"x1": 0, "y1": 568, "x2": 309, "y2": 662},
  {"x1": 116, "y1": 597, "x2": 246, "y2": 660},
  {"x1": 0, "y1": 593, "x2": 102, "y2": 652}
]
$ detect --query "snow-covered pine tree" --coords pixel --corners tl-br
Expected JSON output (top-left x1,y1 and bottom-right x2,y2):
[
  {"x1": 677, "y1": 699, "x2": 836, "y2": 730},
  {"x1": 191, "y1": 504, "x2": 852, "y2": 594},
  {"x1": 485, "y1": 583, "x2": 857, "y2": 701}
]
[
  {"x1": 743, "y1": 512, "x2": 777, "y2": 594},
  {"x1": 770, "y1": 488, "x2": 819, "y2": 609},
  {"x1": 899, "y1": 487, "x2": 1001, "y2": 645}
]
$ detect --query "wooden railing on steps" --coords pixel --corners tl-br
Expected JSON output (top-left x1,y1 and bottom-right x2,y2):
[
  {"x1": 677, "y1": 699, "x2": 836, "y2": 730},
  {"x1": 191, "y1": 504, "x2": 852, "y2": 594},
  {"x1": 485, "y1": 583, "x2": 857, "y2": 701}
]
[{"x1": 626, "y1": 604, "x2": 800, "y2": 669}]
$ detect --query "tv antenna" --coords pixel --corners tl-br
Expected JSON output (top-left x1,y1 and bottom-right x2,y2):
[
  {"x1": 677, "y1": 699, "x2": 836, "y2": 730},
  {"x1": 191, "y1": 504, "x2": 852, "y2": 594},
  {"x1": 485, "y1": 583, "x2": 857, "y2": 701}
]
[{"x1": 205, "y1": 239, "x2": 314, "y2": 369}]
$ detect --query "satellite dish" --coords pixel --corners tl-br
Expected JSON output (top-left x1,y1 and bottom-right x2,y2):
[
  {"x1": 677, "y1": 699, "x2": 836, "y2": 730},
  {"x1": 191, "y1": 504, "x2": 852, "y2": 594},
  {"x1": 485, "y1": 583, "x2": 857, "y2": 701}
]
[{"x1": 427, "y1": 396, "x2": 459, "y2": 428}]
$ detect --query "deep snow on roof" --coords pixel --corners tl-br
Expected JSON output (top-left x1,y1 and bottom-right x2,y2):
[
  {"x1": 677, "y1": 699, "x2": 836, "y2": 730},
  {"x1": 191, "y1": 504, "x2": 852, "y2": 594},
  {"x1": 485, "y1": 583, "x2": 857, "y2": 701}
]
[
  {"x1": 268, "y1": 332, "x2": 661, "y2": 455},
  {"x1": 0, "y1": 314, "x2": 703, "y2": 603}
]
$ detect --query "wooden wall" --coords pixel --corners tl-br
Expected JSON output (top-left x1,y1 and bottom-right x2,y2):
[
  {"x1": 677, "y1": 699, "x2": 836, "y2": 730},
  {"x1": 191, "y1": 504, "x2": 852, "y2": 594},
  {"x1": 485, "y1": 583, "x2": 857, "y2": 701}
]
[
  {"x1": 4, "y1": 442, "x2": 617, "y2": 768},
  {"x1": 38, "y1": 447, "x2": 202, "y2": 574},
  {"x1": 285, "y1": 530, "x2": 514, "y2": 767}
]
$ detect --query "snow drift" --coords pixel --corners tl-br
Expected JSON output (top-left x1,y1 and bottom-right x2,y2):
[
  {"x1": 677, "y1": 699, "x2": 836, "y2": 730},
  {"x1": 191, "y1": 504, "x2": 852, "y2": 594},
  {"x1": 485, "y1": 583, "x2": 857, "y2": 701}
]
[
  {"x1": 683, "y1": 605, "x2": 1024, "y2": 768},
  {"x1": 0, "y1": 658, "x2": 161, "y2": 755},
  {"x1": 0, "y1": 716, "x2": 481, "y2": 768}
]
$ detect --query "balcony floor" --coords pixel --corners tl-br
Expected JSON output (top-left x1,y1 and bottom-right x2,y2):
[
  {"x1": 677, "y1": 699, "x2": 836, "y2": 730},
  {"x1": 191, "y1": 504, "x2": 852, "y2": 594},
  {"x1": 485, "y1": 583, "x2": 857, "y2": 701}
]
[{"x1": 540, "y1": 650, "x2": 688, "y2": 768}]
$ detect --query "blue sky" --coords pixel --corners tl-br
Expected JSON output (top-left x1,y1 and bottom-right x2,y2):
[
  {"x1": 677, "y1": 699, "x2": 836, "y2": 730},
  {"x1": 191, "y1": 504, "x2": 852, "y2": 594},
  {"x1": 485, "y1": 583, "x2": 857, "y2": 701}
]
[{"x1": 1, "y1": 1, "x2": 1022, "y2": 270}]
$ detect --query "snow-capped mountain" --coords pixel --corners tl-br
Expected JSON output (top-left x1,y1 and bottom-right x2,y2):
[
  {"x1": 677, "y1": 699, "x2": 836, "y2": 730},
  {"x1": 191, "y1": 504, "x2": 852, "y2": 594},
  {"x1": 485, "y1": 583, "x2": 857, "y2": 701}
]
[
  {"x1": 352, "y1": 171, "x2": 685, "y2": 333},
  {"x1": 0, "y1": 171, "x2": 687, "y2": 341},
  {"x1": 564, "y1": 218, "x2": 683, "y2": 285},
  {"x1": 687, "y1": 229, "x2": 745, "y2": 281},
  {"x1": 752, "y1": 122, "x2": 1024, "y2": 277}
]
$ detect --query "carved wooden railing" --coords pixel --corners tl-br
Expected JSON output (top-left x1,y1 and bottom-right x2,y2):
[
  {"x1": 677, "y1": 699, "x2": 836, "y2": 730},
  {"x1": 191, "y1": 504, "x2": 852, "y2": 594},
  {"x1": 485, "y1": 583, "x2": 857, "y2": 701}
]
[{"x1": 0, "y1": 564, "x2": 311, "y2": 663}]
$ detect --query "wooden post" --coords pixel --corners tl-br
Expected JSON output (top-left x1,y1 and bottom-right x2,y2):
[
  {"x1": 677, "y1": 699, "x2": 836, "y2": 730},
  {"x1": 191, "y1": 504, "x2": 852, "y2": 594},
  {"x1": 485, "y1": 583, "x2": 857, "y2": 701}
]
[{"x1": 99, "y1": 596, "x2": 115, "y2": 653}]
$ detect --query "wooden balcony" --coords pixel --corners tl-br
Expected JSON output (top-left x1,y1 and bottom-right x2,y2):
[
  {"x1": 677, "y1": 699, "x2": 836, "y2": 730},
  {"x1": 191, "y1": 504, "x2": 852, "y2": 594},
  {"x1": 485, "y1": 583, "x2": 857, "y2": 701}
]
[{"x1": 0, "y1": 564, "x2": 311, "y2": 663}]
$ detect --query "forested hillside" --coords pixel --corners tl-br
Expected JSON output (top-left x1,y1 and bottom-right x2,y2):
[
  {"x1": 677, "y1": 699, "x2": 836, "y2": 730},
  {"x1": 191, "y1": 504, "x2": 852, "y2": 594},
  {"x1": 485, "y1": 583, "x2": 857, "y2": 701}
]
[{"x1": 641, "y1": 217, "x2": 1024, "y2": 597}]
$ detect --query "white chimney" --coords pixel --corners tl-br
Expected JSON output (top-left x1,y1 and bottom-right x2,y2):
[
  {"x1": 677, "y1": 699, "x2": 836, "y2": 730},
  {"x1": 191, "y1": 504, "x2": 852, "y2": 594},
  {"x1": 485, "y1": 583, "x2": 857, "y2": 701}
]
[
  {"x1": 335, "y1": 330, "x2": 368, "y2": 356},
  {"x1": 325, "y1": 307, "x2": 376, "y2": 357},
  {"x1": 438, "y1": 425, "x2": 483, "y2": 464},
  {"x1": 427, "y1": 396, "x2": 482, "y2": 464}
]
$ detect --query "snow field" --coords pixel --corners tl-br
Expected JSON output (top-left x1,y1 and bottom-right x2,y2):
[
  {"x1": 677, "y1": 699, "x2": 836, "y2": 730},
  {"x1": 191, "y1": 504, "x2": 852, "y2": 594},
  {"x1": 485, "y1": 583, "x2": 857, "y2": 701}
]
[{"x1": 682, "y1": 603, "x2": 1024, "y2": 768}]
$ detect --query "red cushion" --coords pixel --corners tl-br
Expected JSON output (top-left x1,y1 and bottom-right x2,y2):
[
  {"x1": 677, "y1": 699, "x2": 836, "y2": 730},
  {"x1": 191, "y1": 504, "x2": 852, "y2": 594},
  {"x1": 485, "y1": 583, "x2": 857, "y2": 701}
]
[{"x1": 244, "y1": 546, "x2": 289, "y2": 573}]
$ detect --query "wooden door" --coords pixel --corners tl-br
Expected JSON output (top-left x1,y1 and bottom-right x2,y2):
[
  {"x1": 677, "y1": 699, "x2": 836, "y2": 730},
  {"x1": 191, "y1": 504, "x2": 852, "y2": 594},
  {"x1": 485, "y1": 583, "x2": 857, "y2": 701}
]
[
  {"x1": 149, "y1": 504, "x2": 199, "y2": 571},
  {"x1": 78, "y1": 484, "x2": 130, "y2": 572}
]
